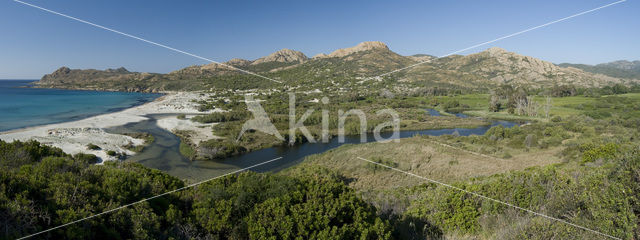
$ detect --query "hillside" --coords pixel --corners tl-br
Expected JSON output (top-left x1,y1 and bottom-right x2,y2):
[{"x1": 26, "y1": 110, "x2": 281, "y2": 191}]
[
  {"x1": 403, "y1": 47, "x2": 630, "y2": 89},
  {"x1": 558, "y1": 60, "x2": 640, "y2": 79},
  {"x1": 35, "y1": 42, "x2": 639, "y2": 92},
  {"x1": 36, "y1": 66, "x2": 198, "y2": 92}
]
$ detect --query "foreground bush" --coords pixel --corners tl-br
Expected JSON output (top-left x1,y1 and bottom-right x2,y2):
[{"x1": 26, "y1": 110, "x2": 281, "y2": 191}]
[{"x1": 0, "y1": 140, "x2": 391, "y2": 239}]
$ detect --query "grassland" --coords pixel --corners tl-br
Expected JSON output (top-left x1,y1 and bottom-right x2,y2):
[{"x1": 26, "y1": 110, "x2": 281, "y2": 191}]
[{"x1": 289, "y1": 135, "x2": 564, "y2": 191}]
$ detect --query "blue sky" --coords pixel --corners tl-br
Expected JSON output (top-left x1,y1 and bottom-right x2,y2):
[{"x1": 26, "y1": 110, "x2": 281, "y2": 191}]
[{"x1": 0, "y1": 0, "x2": 638, "y2": 79}]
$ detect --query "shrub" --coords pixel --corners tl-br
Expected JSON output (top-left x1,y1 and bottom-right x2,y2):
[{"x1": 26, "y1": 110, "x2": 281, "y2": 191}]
[
  {"x1": 179, "y1": 142, "x2": 196, "y2": 160},
  {"x1": 584, "y1": 110, "x2": 612, "y2": 119},
  {"x1": 199, "y1": 139, "x2": 247, "y2": 159},
  {"x1": 582, "y1": 143, "x2": 619, "y2": 163},
  {"x1": 192, "y1": 111, "x2": 247, "y2": 123},
  {"x1": 106, "y1": 150, "x2": 117, "y2": 156},
  {"x1": 442, "y1": 100, "x2": 460, "y2": 111},
  {"x1": 87, "y1": 143, "x2": 101, "y2": 150},
  {"x1": 74, "y1": 153, "x2": 99, "y2": 164}
]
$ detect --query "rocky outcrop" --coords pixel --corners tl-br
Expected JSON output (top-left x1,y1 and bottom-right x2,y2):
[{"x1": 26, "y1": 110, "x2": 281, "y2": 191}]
[
  {"x1": 251, "y1": 49, "x2": 308, "y2": 65},
  {"x1": 420, "y1": 47, "x2": 628, "y2": 88},
  {"x1": 317, "y1": 41, "x2": 390, "y2": 58}
]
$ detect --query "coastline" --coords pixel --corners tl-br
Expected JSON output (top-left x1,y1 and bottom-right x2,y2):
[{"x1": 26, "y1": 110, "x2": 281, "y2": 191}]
[{"x1": 0, "y1": 92, "x2": 220, "y2": 162}]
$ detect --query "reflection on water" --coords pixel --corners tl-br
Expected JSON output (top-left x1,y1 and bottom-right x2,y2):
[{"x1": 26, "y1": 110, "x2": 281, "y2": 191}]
[
  {"x1": 425, "y1": 108, "x2": 442, "y2": 116},
  {"x1": 108, "y1": 111, "x2": 519, "y2": 182}
]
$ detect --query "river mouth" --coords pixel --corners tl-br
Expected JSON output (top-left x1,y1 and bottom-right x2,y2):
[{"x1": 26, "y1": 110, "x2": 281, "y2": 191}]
[{"x1": 107, "y1": 111, "x2": 520, "y2": 182}]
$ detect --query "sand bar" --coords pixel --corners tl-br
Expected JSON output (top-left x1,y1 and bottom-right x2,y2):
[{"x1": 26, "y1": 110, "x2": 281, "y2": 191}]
[{"x1": 0, "y1": 92, "x2": 220, "y2": 161}]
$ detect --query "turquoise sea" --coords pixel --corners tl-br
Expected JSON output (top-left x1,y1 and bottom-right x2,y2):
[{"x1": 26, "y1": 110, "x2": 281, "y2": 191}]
[{"x1": 0, "y1": 80, "x2": 161, "y2": 132}]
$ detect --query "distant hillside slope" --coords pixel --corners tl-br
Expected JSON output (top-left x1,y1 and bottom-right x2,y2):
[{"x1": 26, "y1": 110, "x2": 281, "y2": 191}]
[
  {"x1": 405, "y1": 47, "x2": 629, "y2": 89},
  {"x1": 558, "y1": 60, "x2": 640, "y2": 79},
  {"x1": 36, "y1": 42, "x2": 639, "y2": 92},
  {"x1": 37, "y1": 67, "x2": 175, "y2": 92}
]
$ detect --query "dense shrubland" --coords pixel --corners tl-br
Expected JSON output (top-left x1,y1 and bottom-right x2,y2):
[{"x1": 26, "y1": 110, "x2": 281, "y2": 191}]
[{"x1": 0, "y1": 140, "x2": 391, "y2": 239}]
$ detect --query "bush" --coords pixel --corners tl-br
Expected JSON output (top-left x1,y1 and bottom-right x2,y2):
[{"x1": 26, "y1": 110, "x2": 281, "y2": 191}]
[
  {"x1": 584, "y1": 110, "x2": 612, "y2": 119},
  {"x1": 191, "y1": 111, "x2": 247, "y2": 123},
  {"x1": 199, "y1": 139, "x2": 247, "y2": 159},
  {"x1": 74, "y1": 153, "x2": 99, "y2": 164},
  {"x1": 176, "y1": 114, "x2": 186, "y2": 120},
  {"x1": 582, "y1": 143, "x2": 619, "y2": 163},
  {"x1": 87, "y1": 143, "x2": 101, "y2": 150},
  {"x1": 106, "y1": 150, "x2": 117, "y2": 156},
  {"x1": 179, "y1": 142, "x2": 196, "y2": 160},
  {"x1": 442, "y1": 100, "x2": 460, "y2": 111}
]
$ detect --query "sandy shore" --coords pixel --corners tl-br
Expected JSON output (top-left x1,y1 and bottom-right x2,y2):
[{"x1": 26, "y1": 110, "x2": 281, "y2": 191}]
[{"x1": 0, "y1": 92, "x2": 221, "y2": 162}]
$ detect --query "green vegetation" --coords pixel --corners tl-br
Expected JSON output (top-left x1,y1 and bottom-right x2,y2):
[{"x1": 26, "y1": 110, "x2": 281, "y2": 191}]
[
  {"x1": 179, "y1": 141, "x2": 196, "y2": 160},
  {"x1": 0, "y1": 140, "x2": 392, "y2": 239},
  {"x1": 191, "y1": 111, "x2": 247, "y2": 123},
  {"x1": 187, "y1": 91, "x2": 487, "y2": 160},
  {"x1": 86, "y1": 143, "x2": 100, "y2": 150},
  {"x1": 121, "y1": 132, "x2": 155, "y2": 152},
  {"x1": 27, "y1": 53, "x2": 640, "y2": 239},
  {"x1": 286, "y1": 86, "x2": 640, "y2": 239}
]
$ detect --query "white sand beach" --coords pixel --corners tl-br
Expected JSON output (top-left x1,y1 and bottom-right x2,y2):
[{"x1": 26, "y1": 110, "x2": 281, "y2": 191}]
[{"x1": 0, "y1": 92, "x2": 221, "y2": 161}]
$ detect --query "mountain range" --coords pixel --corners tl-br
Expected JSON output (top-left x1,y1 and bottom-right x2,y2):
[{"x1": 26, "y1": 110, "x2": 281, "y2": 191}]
[
  {"x1": 558, "y1": 60, "x2": 640, "y2": 80},
  {"x1": 35, "y1": 41, "x2": 639, "y2": 92}
]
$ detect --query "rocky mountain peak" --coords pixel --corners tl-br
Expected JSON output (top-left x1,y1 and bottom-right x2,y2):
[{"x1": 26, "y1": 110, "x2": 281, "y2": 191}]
[
  {"x1": 485, "y1": 47, "x2": 508, "y2": 56},
  {"x1": 252, "y1": 48, "x2": 308, "y2": 65},
  {"x1": 105, "y1": 67, "x2": 130, "y2": 74},
  {"x1": 54, "y1": 66, "x2": 71, "y2": 74},
  {"x1": 42, "y1": 67, "x2": 72, "y2": 80},
  {"x1": 468, "y1": 47, "x2": 558, "y2": 74},
  {"x1": 319, "y1": 41, "x2": 390, "y2": 58}
]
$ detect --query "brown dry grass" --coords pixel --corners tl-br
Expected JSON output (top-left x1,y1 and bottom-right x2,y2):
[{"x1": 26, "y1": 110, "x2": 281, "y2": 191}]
[{"x1": 292, "y1": 135, "x2": 563, "y2": 192}]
